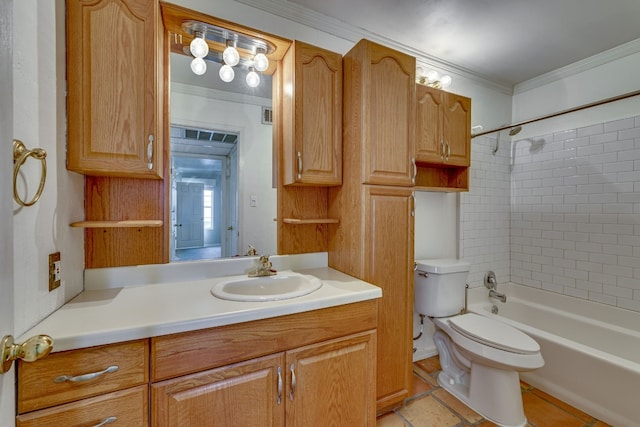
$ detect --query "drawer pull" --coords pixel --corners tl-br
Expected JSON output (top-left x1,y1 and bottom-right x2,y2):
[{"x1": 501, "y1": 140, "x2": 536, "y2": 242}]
[
  {"x1": 93, "y1": 416, "x2": 117, "y2": 427},
  {"x1": 54, "y1": 365, "x2": 119, "y2": 383}
]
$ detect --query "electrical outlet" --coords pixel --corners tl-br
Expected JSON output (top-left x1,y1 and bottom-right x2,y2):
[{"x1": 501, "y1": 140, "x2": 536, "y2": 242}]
[{"x1": 49, "y1": 252, "x2": 61, "y2": 291}]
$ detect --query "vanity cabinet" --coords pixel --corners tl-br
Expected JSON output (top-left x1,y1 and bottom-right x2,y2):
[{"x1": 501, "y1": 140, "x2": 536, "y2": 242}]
[
  {"x1": 15, "y1": 339, "x2": 149, "y2": 426},
  {"x1": 151, "y1": 300, "x2": 377, "y2": 426},
  {"x1": 15, "y1": 301, "x2": 376, "y2": 426},
  {"x1": 66, "y1": 0, "x2": 163, "y2": 178},
  {"x1": 329, "y1": 39, "x2": 415, "y2": 413},
  {"x1": 414, "y1": 84, "x2": 471, "y2": 191},
  {"x1": 281, "y1": 41, "x2": 342, "y2": 186}
]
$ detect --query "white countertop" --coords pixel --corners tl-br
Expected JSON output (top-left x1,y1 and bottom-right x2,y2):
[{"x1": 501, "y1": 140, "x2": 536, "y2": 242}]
[{"x1": 19, "y1": 267, "x2": 381, "y2": 352}]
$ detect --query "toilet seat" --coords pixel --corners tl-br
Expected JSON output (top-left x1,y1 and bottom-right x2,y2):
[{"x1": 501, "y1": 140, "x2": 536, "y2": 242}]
[{"x1": 448, "y1": 313, "x2": 540, "y2": 355}]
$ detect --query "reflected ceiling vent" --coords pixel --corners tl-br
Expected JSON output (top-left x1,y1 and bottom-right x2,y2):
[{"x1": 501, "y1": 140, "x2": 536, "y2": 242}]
[
  {"x1": 171, "y1": 125, "x2": 239, "y2": 156},
  {"x1": 182, "y1": 127, "x2": 238, "y2": 144}
]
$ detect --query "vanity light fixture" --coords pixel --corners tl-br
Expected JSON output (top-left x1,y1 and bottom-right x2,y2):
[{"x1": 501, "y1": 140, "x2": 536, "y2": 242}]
[
  {"x1": 253, "y1": 48, "x2": 269, "y2": 72},
  {"x1": 189, "y1": 28, "x2": 209, "y2": 58},
  {"x1": 182, "y1": 20, "x2": 276, "y2": 88},
  {"x1": 416, "y1": 66, "x2": 452, "y2": 89},
  {"x1": 222, "y1": 40, "x2": 240, "y2": 67},
  {"x1": 190, "y1": 57, "x2": 207, "y2": 75},
  {"x1": 246, "y1": 67, "x2": 260, "y2": 88},
  {"x1": 219, "y1": 62, "x2": 235, "y2": 82}
]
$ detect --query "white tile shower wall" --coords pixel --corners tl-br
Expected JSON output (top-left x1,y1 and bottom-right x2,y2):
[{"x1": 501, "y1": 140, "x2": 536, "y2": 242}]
[
  {"x1": 460, "y1": 134, "x2": 511, "y2": 288},
  {"x1": 511, "y1": 115, "x2": 640, "y2": 312}
]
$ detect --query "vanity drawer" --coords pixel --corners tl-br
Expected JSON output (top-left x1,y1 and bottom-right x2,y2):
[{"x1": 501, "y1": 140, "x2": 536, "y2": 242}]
[
  {"x1": 17, "y1": 339, "x2": 149, "y2": 413},
  {"x1": 16, "y1": 384, "x2": 148, "y2": 427}
]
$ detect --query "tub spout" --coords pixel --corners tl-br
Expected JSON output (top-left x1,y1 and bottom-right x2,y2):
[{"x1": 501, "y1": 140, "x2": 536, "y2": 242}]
[{"x1": 489, "y1": 289, "x2": 507, "y2": 303}]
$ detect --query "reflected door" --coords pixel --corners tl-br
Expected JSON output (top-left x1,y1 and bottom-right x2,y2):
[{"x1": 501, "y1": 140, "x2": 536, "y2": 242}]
[{"x1": 176, "y1": 182, "x2": 204, "y2": 249}]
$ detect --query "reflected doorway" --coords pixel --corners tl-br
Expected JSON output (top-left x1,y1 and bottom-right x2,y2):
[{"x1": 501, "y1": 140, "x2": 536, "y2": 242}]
[{"x1": 170, "y1": 125, "x2": 239, "y2": 261}]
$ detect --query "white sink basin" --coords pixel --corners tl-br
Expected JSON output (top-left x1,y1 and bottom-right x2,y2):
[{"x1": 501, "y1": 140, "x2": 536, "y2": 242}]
[{"x1": 210, "y1": 272, "x2": 323, "y2": 302}]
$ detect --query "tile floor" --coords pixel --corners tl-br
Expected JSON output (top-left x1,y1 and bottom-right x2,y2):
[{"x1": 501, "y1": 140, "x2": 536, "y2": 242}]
[{"x1": 377, "y1": 356, "x2": 612, "y2": 427}]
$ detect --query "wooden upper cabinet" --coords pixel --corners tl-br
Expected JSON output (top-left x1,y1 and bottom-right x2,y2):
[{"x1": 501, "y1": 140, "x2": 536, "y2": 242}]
[
  {"x1": 281, "y1": 41, "x2": 342, "y2": 186},
  {"x1": 66, "y1": 0, "x2": 163, "y2": 179},
  {"x1": 416, "y1": 85, "x2": 471, "y2": 167},
  {"x1": 343, "y1": 40, "x2": 415, "y2": 187},
  {"x1": 443, "y1": 90, "x2": 472, "y2": 167}
]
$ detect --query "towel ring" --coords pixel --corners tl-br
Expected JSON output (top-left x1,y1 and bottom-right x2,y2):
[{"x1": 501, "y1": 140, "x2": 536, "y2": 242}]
[{"x1": 13, "y1": 139, "x2": 47, "y2": 207}]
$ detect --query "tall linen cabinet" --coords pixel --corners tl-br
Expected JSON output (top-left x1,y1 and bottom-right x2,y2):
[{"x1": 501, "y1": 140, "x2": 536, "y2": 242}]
[{"x1": 328, "y1": 39, "x2": 415, "y2": 413}]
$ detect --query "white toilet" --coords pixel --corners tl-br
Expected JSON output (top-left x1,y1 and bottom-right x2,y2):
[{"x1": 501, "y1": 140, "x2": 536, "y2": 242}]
[{"x1": 414, "y1": 259, "x2": 544, "y2": 427}]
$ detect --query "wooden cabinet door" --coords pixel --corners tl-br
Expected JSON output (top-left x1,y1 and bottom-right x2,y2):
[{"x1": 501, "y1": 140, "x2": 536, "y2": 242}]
[
  {"x1": 363, "y1": 185, "x2": 414, "y2": 412},
  {"x1": 66, "y1": 0, "x2": 162, "y2": 178},
  {"x1": 152, "y1": 353, "x2": 285, "y2": 427},
  {"x1": 415, "y1": 84, "x2": 444, "y2": 164},
  {"x1": 442, "y1": 91, "x2": 471, "y2": 167},
  {"x1": 362, "y1": 41, "x2": 415, "y2": 186},
  {"x1": 282, "y1": 41, "x2": 342, "y2": 186},
  {"x1": 286, "y1": 331, "x2": 376, "y2": 427}
]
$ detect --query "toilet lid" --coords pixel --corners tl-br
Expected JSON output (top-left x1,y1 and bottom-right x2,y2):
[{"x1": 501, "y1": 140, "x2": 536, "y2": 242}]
[{"x1": 449, "y1": 313, "x2": 540, "y2": 355}]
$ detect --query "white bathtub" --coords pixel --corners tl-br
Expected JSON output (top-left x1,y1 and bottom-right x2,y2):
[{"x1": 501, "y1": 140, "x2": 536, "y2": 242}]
[{"x1": 468, "y1": 283, "x2": 640, "y2": 427}]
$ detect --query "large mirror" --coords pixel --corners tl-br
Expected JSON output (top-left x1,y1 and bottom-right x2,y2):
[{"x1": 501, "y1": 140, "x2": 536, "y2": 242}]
[{"x1": 168, "y1": 53, "x2": 277, "y2": 261}]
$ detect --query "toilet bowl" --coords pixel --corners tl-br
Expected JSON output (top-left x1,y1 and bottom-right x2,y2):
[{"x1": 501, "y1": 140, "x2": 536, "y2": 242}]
[{"x1": 414, "y1": 259, "x2": 544, "y2": 427}]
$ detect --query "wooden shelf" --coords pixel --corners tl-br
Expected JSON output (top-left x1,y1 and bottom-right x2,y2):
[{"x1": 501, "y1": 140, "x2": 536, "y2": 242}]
[
  {"x1": 282, "y1": 218, "x2": 339, "y2": 224},
  {"x1": 414, "y1": 186, "x2": 468, "y2": 193},
  {"x1": 70, "y1": 220, "x2": 164, "y2": 228}
]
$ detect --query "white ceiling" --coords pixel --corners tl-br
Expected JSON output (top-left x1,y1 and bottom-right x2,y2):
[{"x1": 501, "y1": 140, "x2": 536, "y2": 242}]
[{"x1": 286, "y1": 0, "x2": 640, "y2": 87}]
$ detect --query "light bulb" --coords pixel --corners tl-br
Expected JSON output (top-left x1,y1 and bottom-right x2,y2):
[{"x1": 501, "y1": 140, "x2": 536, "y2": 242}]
[
  {"x1": 189, "y1": 36, "x2": 209, "y2": 59},
  {"x1": 253, "y1": 52, "x2": 269, "y2": 72},
  {"x1": 440, "y1": 75, "x2": 452, "y2": 88},
  {"x1": 190, "y1": 57, "x2": 207, "y2": 75},
  {"x1": 219, "y1": 64, "x2": 235, "y2": 82},
  {"x1": 426, "y1": 70, "x2": 439, "y2": 83},
  {"x1": 246, "y1": 69, "x2": 260, "y2": 88},
  {"x1": 223, "y1": 45, "x2": 240, "y2": 67}
]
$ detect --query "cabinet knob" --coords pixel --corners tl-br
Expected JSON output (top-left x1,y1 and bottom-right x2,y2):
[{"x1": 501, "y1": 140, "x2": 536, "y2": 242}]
[
  {"x1": 1, "y1": 334, "x2": 54, "y2": 374},
  {"x1": 297, "y1": 151, "x2": 303, "y2": 180}
]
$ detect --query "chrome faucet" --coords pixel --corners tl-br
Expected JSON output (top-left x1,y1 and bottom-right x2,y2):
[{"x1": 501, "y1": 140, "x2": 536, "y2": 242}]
[
  {"x1": 485, "y1": 270, "x2": 506, "y2": 303},
  {"x1": 248, "y1": 255, "x2": 276, "y2": 277},
  {"x1": 489, "y1": 289, "x2": 507, "y2": 303}
]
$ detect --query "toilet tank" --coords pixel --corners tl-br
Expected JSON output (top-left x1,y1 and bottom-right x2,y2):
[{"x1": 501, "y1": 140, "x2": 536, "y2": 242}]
[{"x1": 414, "y1": 259, "x2": 470, "y2": 317}]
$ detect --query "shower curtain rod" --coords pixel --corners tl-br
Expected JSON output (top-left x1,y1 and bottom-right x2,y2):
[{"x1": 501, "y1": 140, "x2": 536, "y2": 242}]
[{"x1": 471, "y1": 88, "x2": 640, "y2": 139}]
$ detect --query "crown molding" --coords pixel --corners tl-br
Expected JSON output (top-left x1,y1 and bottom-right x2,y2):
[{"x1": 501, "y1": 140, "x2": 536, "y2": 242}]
[
  {"x1": 514, "y1": 38, "x2": 640, "y2": 94},
  {"x1": 236, "y1": 0, "x2": 514, "y2": 95}
]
